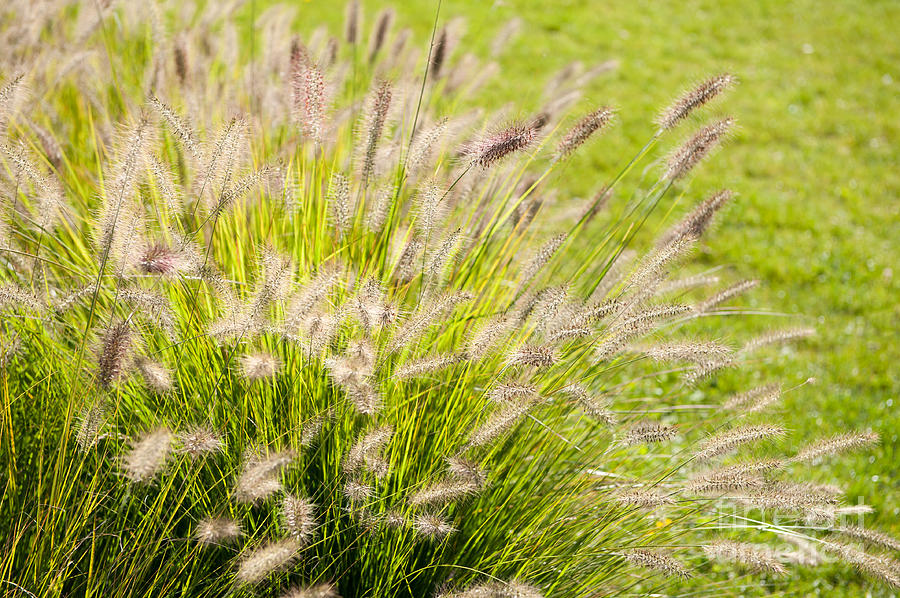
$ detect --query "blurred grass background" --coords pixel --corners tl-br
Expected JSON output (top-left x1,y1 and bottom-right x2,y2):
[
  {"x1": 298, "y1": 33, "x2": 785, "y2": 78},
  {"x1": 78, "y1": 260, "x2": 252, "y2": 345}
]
[{"x1": 287, "y1": 0, "x2": 899, "y2": 593}]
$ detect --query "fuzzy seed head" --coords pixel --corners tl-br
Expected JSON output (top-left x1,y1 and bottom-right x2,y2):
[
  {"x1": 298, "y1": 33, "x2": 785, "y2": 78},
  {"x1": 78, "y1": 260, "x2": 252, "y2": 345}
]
[
  {"x1": 822, "y1": 542, "x2": 900, "y2": 588},
  {"x1": 344, "y1": 0, "x2": 360, "y2": 44},
  {"x1": 280, "y1": 583, "x2": 340, "y2": 598},
  {"x1": 289, "y1": 36, "x2": 310, "y2": 78},
  {"x1": 241, "y1": 352, "x2": 280, "y2": 381},
  {"x1": 294, "y1": 63, "x2": 327, "y2": 145},
  {"x1": 561, "y1": 384, "x2": 616, "y2": 425},
  {"x1": 360, "y1": 80, "x2": 393, "y2": 184},
  {"x1": 412, "y1": 182, "x2": 447, "y2": 239},
  {"x1": 324, "y1": 355, "x2": 362, "y2": 387},
  {"x1": 488, "y1": 383, "x2": 537, "y2": 403},
  {"x1": 195, "y1": 516, "x2": 242, "y2": 546},
  {"x1": 446, "y1": 456, "x2": 488, "y2": 488},
  {"x1": 172, "y1": 36, "x2": 188, "y2": 83},
  {"x1": 301, "y1": 413, "x2": 328, "y2": 447},
  {"x1": 623, "y1": 236, "x2": 695, "y2": 296},
  {"x1": 467, "y1": 315, "x2": 512, "y2": 361},
  {"x1": 657, "y1": 273, "x2": 721, "y2": 295},
  {"x1": 735, "y1": 481, "x2": 843, "y2": 518},
  {"x1": 491, "y1": 17, "x2": 523, "y2": 57},
  {"x1": 548, "y1": 325, "x2": 593, "y2": 343},
  {"x1": 412, "y1": 513, "x2": 456, "y2": 539},
  {"x1": 624, "y1": 549, "x2": 691, "y2": 578},
  {"x1": 687, "y1": 459, "x2": 783, "y2": 495},
  {"x1": 615, "y1": 488, "x2": 675, "y2": 508},
  {"x1": 119, "y1": 288, "x2": 176, "y2": 339},
  {"x1": 98, "y1": 320, "x2": 133, "y2": 389},
  {"x1": 345, "y1": 425, "x2": 393, "y2": 478},
  {"x1": 75, "y1": 402, "x2": 107, "y2": 451},
  {"x1": 657, "y1": 73, "x2": 736, "y2": 130},
  {"x1": 506, "y1": 344, "x2": 556, "y2": 369},
  {"x1": 664, "y1": 117, "x2": 735, "y2": 181},
  {"x1": 234, "y1": 449, "x2": 296, "y2": 503},
  {"x1": 555, "y1": 106, "x2": 614, "y2": 160},
  {"x1": 365, "y1": 184, "x2": 396, "y2": 233},
  {"x1": 439, "y1": 581, "x2": 543, "y2": 598},
  {"x1": 836, "y1": 526, "x2": 900, "y2": 553},
  {"x1": 343, "y1": 479, "x2": 374, "y2": 503},
  {"x1": 387, "y1": 291, "x2": 472, "y2": 353},
  {"x1": 527, "y1": 285, "x2": 569, "y2": 332},
  {"x1": 629, "y1": 304, "x2": 694, "y2": 326},
  {"x1": 394, "y1": 236, "x2": 423, "y2": 283},
  {"x1": 694, "y1": 425, "x2": 785, "y2": 461},
  {"x1": 467, "y1": 401, "x2": 531, "y2": 449},
  {"x1": 816, "y1": 505, "x2": 875, "y2": 523},
  {"x1": 328, "y1": 172, "x2": 352, "y2": 239},
  {"x1": 574, "y1": 300, "x2": 621, "y2": 329},
  {"x1": 623, "y1": 422, "x2": 677, "y2": 446},
  {"x1": 31, "y1": 122, "x2": 63, "y2": 169},
  {"x1": 790, "y1": 431, "x2": 879, "y2": 464},
  {"x1": 0, "y1": 335, "x2": 20, "y2": 369},
  {"x1": 430, "y1": 26, "x2": 449, "y2": 78},
  {"x1": 0, "y1": 73, "x2": 26, "y2": 132},
  {"x1": 643, "y1": 341, "x2": 732, "y2": 364},
  {"x1": 282, "y1": 494, "x2": 318, "y2": 544},
  {"x1": 723, "y1": 384, "x2": 782, "y2": 412},
  {"x1": 409, "y1": 479, "x2": 480, "y2": 507},
  {"x1": 683, "y1": 356, "x2": 736, "y2": 387},
  {"x1": 283, "y1": 264, "x2": 344, "y2": 331},
  {"x1": 368, "y1": 8, "x2": 395, "y2": 62},
  {"x1": 407, "y1": 118, "x2": 448, "y2": 174},
  {"x1": 149, "y1": 96, "x2": 200, "y2": 159},
  {"x1": 123, "y1": 427, "x2": 174, "y2": 483},
  {"x1": 177, "y1": 426, "x2": 223, "y2": 458},
  {"x1": 394, "y1": 353, "x2": 460, "y2": 380},
  {"x1": 135, "y1": 357, "x2": 173, "y2": 393},
  {"x1": 660, "y1": 189, "x2": 734, "y2": 247},
  {"x1": 346, "y1": 382, "x2": 383, "y2": 415},
  {"x1": 424, "y1": 228, "x2": 463, "y2": 282},
  {"x1": 463, "y1": 122, "x2": 537, "y2": 168},
  {"x1": 695, "y1": 278, "x2": 759, "y2": 314},
  {"x1": 517, "y1": 234, "x2": 566, "y2": 293},
  {"x1": 741, "y1": 327, "x2": 816, "y2": 353},
  {"x1": 236, "y1": 539, "x2": 301, "y2": 585},
  {"x1": 703, "y1": 540, "x2": 787, "y2": 575},
  {"x1": 0, "y1": 284, "x2": 42, "y2": 313},
  {"x1": 299, "y1": 310, "x2": 341, "y2": 354}
]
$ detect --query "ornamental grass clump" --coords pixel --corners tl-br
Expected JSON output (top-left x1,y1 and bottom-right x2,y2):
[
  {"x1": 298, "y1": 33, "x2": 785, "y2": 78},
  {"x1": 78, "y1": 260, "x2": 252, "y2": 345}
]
[{"x1": 0, "y1": 1, "x2": 894, "y2": 596}]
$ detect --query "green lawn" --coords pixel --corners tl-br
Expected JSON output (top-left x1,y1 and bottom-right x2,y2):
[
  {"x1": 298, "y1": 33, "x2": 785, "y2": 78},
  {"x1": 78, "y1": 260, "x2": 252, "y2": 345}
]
[{"x1": 294, "y1": 0, "x2": 900, "y2": 594}]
